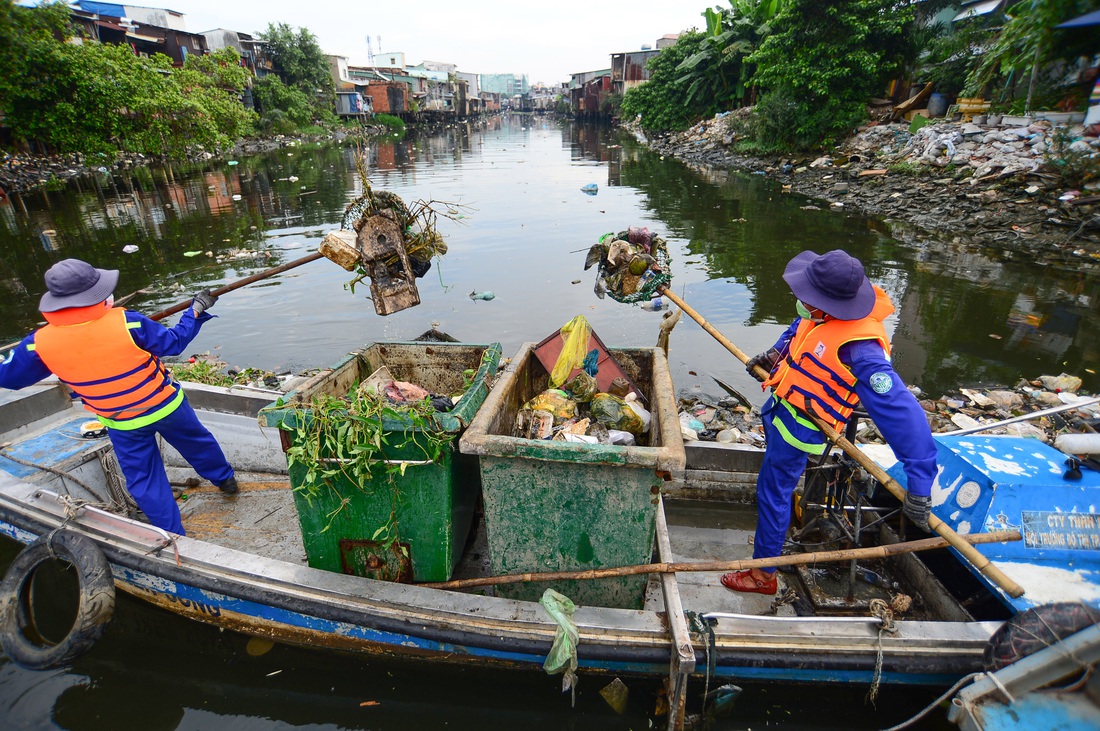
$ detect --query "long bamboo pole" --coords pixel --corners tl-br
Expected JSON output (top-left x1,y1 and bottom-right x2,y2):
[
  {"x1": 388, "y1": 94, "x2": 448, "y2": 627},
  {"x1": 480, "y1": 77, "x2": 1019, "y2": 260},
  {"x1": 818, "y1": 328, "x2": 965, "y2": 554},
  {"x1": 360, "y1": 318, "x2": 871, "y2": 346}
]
[
  {"x1": 423, "y1": 530, "x2": 1021, "y2": 590},
  {"x1": 656, "y1": 285, "x2": 1026, "y2": 599}
]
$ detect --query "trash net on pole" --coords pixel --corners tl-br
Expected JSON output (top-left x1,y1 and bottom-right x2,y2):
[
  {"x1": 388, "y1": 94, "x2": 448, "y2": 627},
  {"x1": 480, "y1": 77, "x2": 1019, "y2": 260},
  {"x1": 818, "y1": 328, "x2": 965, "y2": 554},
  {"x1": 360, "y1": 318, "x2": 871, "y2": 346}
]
[{"x1": 585, "y1": 226, "x2": 672, "y2": 304}]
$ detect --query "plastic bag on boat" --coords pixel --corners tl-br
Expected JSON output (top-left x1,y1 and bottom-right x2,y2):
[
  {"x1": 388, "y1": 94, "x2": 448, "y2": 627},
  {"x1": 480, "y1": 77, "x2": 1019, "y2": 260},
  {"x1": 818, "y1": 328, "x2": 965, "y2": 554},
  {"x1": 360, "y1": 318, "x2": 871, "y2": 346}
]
[
  {"x1": 591, "y1": 393, "x2": 644, "y2": 435},
  {"x1": 550, "y1": 316, "x2": 592, "y2": 388},
  {"x1": 522, "y1": 390, "x2": 576, "y2": 423},
  {"x1": 540, "y1": 588, "x2": 579, "y2": 702},
  {"x1": 563, "y1": 371, "x2": 598, "y2": 403}
]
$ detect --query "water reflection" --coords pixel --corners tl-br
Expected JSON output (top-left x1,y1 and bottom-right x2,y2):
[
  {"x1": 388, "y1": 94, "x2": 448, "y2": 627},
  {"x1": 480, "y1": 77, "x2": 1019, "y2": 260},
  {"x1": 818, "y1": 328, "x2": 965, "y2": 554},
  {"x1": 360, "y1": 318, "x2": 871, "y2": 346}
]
[{"x1": 0, "y1": 116, "x2": 1096, "y2": 400}]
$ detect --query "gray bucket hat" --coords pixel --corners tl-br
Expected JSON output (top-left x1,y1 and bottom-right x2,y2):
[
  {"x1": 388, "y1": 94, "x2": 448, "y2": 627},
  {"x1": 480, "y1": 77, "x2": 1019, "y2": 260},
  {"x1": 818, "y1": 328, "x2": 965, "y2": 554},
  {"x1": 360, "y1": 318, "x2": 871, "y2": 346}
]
[
  {"x1": 782, "y1": 249, "x2": 875, "y2": 320},
  {"x1": 39, "y1": 259, "x2": 119, "y2": 313}
]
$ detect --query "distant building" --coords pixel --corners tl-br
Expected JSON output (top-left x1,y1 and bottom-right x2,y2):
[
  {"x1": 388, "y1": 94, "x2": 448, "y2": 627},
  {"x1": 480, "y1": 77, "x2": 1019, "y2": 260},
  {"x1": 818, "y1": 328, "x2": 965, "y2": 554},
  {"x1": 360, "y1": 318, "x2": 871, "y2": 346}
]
[
  {"x1": 480, "y1": 73, "x2": 529, "y2": 97},
  {"x1": 569, "y1": 69, "x2": 612, "y2": 117},
  {"x1": 69, "y1": 2, "x2": 207, "y2": 65},
  {"x1": 202, "y1": 28, "x2": 272, "y2": 78},
  {"x1": 610, "y1": 47, "x2": 661, "y2": 97},
  {"x1": 656, "y1": 34, "x2": 680, "y2": 49}
]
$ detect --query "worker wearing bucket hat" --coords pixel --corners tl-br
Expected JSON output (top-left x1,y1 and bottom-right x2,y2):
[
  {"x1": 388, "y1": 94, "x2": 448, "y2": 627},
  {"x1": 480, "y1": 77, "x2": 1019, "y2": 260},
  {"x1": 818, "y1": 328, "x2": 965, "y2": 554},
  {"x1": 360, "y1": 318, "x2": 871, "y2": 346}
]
[
  {"x1": 0, "y1": 259, "x2": 237, "y2": 535},
  {"x1": 722, "y1": 250, "x2": 937, "y2": 595}
]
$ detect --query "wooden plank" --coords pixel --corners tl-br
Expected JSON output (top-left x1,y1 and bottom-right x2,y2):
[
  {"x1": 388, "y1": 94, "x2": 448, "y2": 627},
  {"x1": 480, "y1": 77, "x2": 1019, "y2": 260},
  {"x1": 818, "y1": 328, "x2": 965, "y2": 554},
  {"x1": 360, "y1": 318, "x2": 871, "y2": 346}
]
[{"x1": 656, "y1": 495, "x2": 694, "y2": 731}]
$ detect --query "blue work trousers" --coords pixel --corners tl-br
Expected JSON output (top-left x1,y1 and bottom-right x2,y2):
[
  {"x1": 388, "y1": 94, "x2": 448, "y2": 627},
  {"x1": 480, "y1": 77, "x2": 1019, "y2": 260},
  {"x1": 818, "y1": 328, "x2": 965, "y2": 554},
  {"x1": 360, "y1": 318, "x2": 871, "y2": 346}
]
[
  {"x1": 107, "y1": 398, "x2": 234, "y2": 535},
  {"x1": 752, "y1": 402, "x2": 811, "y2": 568}
]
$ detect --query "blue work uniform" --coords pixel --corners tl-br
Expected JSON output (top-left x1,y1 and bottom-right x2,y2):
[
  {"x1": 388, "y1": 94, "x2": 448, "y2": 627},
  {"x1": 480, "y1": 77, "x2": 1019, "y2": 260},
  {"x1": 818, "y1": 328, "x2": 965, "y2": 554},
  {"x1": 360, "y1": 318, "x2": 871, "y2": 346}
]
[
  {"x1": 0, "y1": 309, "x2": 233, "y2": 535},
  {"x1": 753, "y1": 319, "x2": 938, "y2": 566}
]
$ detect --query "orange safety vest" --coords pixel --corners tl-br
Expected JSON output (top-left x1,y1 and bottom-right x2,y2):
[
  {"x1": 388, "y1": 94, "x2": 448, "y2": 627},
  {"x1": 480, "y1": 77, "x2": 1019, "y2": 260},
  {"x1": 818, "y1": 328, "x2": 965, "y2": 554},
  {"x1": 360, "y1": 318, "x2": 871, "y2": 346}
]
[
  {"x1": 33, "y1": 306, "x2": 178, "y2": 423},
  {"x1": 763, "y1": 286, "x2": 895, "y2": 432}
]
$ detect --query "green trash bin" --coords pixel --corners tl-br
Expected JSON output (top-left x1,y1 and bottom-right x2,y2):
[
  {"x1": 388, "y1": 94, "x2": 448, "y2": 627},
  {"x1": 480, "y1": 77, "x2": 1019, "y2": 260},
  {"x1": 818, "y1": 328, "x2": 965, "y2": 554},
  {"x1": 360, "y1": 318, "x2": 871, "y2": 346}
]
[
  {"x1": 259, "y1": 341, "x2": 501, "y2": 582},
  {"x1": 459, "y1": 343, "x2": 685, "y2": 609}
]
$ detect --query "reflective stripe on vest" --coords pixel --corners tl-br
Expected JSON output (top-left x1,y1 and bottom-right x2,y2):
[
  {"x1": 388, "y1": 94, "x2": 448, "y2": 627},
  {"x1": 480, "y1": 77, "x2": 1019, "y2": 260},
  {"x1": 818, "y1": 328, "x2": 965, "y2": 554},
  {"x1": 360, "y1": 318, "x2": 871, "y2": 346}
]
[
  {"x1": 33, "y1": 307, "x2": 178, "y2": 422},
  {"x1": 763, "y1": 287, "x2": 895, "y2": 433}
]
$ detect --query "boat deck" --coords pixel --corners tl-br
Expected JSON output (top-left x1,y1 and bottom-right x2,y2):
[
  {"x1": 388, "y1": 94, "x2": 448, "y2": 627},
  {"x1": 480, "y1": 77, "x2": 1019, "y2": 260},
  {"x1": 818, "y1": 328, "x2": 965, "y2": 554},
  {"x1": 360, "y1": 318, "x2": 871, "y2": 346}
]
[{"x1": 178, "y1": 475, "x2": 794, "y2": 616}]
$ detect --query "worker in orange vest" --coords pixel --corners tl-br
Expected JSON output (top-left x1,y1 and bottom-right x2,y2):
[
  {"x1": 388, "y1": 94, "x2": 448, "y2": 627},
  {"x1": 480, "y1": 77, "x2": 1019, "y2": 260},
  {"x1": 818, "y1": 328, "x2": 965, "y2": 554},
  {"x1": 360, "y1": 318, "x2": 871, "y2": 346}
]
[
  {"x1": 723, "y1": 250, "x2": 937, "y2": 595},
  {"x1": 0, "y1": 259, "x2": 237, "y2": 534}
]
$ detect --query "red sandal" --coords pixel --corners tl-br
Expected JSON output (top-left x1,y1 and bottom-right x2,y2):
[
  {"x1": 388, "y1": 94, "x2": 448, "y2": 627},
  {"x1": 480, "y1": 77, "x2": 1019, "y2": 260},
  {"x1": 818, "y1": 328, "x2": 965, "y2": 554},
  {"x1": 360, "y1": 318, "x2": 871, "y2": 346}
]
[{"x1": 720, "y1": 570, "x2": 777, "y2": 595}]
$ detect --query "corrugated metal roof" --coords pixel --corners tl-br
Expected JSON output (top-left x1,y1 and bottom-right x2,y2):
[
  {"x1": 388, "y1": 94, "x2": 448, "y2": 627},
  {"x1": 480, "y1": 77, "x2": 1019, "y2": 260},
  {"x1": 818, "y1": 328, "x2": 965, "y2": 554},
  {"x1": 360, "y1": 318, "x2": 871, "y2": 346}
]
[{"x1": 953, "y1": 0, "x2": 1003, "y2": 22}]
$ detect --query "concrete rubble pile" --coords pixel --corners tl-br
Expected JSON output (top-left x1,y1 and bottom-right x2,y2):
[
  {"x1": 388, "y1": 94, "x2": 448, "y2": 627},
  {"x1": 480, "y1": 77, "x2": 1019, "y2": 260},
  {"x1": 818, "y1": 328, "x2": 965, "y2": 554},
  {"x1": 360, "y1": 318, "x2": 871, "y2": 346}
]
[{"x1": 679, "y1": 372, "x2": 1099, "y2": 449}]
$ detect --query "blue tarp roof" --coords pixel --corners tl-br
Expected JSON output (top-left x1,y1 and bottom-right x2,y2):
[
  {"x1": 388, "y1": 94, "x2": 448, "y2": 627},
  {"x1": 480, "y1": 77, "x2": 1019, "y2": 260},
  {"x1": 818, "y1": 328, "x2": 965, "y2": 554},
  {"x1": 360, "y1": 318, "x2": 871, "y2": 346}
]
[{"x1": 75, "y1": 1, "x2": 127, "y2": 17}]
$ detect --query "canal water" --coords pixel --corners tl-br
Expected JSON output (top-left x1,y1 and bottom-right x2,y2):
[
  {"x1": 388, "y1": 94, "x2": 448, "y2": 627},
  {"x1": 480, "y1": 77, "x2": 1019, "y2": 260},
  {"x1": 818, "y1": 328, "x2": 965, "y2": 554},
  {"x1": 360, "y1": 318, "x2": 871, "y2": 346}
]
[{"x1": 0, "y1": 115, "x2": 1095, "y2": 728}]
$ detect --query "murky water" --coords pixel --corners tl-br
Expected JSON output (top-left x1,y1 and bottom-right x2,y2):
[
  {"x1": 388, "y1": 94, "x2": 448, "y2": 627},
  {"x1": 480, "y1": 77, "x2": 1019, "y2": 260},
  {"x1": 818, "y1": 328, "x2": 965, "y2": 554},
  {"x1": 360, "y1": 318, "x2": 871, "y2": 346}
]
[
  {"x1": 0, "y1": 114, "x2": 1093, "y2": 728},
  {"x1": 1, "y1": 116, "x2": 1096, "y2": 401}
]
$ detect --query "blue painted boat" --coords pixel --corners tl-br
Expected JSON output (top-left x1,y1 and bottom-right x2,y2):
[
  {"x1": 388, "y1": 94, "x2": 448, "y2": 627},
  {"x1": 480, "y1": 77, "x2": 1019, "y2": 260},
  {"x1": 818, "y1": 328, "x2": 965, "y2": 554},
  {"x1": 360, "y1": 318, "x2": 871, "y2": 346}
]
[
  {"x1": 1, "y1": 369, "x2": 1096, "y2": 723},
  {"x1": 877, "y1": 435, "x2": 1100, "y2": 613}
]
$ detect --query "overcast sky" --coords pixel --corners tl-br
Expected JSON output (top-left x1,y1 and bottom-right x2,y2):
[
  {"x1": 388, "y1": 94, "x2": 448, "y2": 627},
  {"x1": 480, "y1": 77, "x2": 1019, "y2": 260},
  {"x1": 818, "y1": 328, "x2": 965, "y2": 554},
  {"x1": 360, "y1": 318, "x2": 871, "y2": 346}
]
[{"x1": 168, "y1": 1, "x2": 706, "y2": 85}]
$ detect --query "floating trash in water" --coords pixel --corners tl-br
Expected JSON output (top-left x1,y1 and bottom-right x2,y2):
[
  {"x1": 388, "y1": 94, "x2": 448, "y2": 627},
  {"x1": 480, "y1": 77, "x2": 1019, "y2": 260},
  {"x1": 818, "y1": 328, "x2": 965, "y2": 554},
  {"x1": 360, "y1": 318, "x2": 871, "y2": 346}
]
[
  {"x1": 227, "y1": 160, "x2": 238, "y2": 166},
  {"x1": 469, "y1": 290, "x2": 495, "y2": 301},
  {"x1": 183, "y1": 251, "x2": 202, "y2": 257},
  {"x1": 122, "y1": 245, "x2": 139, "y2": 254},
  {"x1": 246, "y1": 637, "x2": 274, "y2": 656},
  {"x1": 580, "y1": 183, "x2": 598, "y2": 195},
  {"x1": 231, "y1": 194, "x2": 242, "y2": 201}
]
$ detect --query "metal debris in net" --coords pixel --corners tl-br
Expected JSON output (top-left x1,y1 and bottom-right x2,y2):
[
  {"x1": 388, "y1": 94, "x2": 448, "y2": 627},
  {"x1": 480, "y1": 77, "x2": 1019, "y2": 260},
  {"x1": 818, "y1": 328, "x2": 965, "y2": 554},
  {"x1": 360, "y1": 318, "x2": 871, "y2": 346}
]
[
  {"x1": 585, "y1": 226, "x2": 672, "y2": 303},
  {"x1": 330, "y1": 169, "x2": 464, "y2": 315}
]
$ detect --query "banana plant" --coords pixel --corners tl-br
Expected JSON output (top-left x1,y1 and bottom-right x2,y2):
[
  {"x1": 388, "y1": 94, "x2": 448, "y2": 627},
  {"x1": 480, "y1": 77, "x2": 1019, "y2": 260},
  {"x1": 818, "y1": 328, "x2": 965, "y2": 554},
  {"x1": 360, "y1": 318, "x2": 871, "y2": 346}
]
[{"x1": 675, "y1": 0, "x2": 788, "y2": 110}]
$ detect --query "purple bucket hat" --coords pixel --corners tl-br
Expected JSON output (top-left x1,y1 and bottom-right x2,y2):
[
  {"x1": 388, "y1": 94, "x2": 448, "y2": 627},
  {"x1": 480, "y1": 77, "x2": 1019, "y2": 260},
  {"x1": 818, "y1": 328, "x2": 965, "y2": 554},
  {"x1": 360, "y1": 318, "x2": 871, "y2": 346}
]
[
  {"x1": 39, "y1": 259, "x2": 119, "y2": 313},
  {"x1": 782, "y1": 249, "x2": 875, "y2": 320}
]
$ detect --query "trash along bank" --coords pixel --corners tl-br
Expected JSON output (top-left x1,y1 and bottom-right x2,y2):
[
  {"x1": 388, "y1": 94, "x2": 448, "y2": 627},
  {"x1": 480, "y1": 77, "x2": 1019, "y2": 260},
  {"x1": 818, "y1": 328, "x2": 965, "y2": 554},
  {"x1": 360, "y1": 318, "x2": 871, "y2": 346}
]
[{"x1": 634, "y1": 112, "x2": 1100, "y2": 271}]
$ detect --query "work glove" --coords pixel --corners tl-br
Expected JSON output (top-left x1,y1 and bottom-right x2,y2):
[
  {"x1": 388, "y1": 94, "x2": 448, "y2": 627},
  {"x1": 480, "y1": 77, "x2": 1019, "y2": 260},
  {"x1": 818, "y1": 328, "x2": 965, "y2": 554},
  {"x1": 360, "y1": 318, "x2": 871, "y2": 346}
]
[
  {"x1": 903, "y1": 492, "x2": 931, "y2": 532},
  {"x1": 191, "y1": 289, "x2": 218, "y2": 316},
  {"x1": 746, "y1": 347, "x2": 781, "y2": 382}
]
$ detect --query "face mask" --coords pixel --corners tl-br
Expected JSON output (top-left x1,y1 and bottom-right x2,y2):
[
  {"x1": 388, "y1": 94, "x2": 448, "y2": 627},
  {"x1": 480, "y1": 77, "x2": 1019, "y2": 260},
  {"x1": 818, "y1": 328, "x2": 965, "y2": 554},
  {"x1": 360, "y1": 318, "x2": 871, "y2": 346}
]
[
  {"x1": 796, "y1": 300, "x2": 825, "y2": 323},
  {"x1": 105, "y1": 295, "x2": 115, "y2": 308}
]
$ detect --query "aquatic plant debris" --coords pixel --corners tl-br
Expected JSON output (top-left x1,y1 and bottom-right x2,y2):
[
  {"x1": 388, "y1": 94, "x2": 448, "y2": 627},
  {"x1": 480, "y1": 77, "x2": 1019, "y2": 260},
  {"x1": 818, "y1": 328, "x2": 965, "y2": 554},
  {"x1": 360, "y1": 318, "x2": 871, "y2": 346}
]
[{"x1": 469, "y1": 290, "x2": 495, "y2": 301}]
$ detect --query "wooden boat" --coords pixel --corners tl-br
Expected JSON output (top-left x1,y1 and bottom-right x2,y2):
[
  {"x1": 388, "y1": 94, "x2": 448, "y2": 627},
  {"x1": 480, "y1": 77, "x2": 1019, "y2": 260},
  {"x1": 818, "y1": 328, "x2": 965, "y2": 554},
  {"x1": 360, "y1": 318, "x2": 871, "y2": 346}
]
[{"x1": 0, "y1": 346, "x2": 1097, "y2": 728}]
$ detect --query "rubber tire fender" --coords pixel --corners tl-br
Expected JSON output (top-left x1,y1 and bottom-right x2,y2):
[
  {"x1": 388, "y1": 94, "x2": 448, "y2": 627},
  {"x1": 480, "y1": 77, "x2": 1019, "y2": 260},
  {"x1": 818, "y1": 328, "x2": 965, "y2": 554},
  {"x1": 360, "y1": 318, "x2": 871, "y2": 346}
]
[
  {"x1": 0, "y1": 530, "x2": 116, "y2": 670},
  {"x1": 984, "y1": 601, "x2": 1100, "y2": 671}
]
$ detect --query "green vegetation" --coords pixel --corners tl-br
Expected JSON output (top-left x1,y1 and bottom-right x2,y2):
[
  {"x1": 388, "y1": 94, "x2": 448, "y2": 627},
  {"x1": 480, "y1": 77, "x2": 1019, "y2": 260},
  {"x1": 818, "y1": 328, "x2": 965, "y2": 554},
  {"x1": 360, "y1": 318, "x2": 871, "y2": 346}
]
[
  {"x1": 373, "y1": 113, "x2": 406, "y2": 132},
  {"x1": 621, "y1": 0, "x2": 1099, "y2": 152},
  {"x1": 0, "y1": 1, "x2": 255, "y2": 154},
  {"x1": 747, "y1": 0, "x2": 914, "y2": 150},
  {"x1": 167, "y1": 360, "x2": 276, "y2": 388},
  {"x1": 256, "y1": 22, "x2": 336, "y2": 128}
]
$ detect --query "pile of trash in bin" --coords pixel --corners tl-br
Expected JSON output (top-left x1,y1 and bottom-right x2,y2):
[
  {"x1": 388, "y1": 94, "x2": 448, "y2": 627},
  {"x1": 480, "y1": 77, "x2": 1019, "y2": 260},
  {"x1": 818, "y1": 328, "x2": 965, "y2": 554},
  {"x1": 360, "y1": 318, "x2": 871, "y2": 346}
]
[
  {"x1": 677, "y1": 372, "x2": 1099, "y2": 447},
  {"x1": 514, "y1": 371, "x2": 650, "y2": 447},
  {"x1": 357, "y1": 364, "x2": 461, "y2": 414}
]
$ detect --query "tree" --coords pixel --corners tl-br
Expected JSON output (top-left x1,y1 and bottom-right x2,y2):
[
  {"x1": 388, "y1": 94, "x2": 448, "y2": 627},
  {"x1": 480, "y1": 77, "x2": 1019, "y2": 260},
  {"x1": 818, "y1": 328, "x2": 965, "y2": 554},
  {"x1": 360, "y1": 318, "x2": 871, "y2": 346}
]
[
  {"x1": 0, "y1": 1, "x2": 253, "y2": 155},
  {"x1": 252, "y1": 75, "x2": 314, "y2": 133},
  {"x1": 257, "y1": 22, "x2": 335, "y2": 121},
  {"x1": 747, "y1": 0, "x2": 914, "y2": 149}
]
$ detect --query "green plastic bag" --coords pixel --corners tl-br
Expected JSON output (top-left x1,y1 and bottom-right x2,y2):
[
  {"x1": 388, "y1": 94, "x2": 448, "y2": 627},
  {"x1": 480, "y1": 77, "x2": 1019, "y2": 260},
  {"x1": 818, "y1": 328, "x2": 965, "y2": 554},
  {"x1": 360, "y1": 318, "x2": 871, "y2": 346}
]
[
  {"x1": 590, "y1": 393, "x2": 645, "y2": 435},
  {"x1": 539, "y1": 588, "x2": 579, "y2": 702}
]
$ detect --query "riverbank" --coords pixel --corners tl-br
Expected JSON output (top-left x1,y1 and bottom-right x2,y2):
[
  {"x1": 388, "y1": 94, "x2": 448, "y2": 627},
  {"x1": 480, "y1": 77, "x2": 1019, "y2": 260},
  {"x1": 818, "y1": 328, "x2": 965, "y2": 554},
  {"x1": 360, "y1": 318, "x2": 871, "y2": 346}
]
[
  {"x1": 636, "y1": 113, "x2": 1100, "y2": 274},
  {"x1": 0, "y1": 126, "x2": 390, "y2": 196}
]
